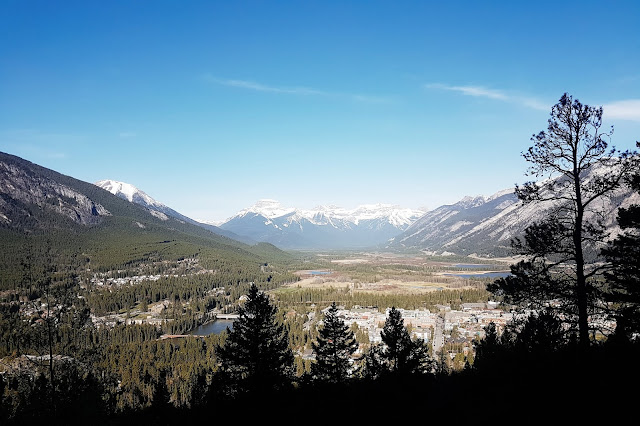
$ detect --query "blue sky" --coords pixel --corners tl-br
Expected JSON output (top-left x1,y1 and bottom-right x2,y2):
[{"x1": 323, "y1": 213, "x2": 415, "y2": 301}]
[{"x1": 1, "y1": 1, "x2": 639, "y2": 222}]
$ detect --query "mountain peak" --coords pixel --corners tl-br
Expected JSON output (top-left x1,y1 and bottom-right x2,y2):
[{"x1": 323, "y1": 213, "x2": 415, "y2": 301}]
[
  {"x1": 95, "y1": 179, "x2": 164, "y2": 209},
  {"x1": 220, "y1": 200, "x2": 426, "y2": 249},
  {"x1": 239, "y1": 199, "x2": 296, "y2": 219},
  {"x1": 457, "y1": 195, "x2": 487, "y2": 208},
  {"x1": 391, "y1": 165, "x2": 639, "y2": 256}
]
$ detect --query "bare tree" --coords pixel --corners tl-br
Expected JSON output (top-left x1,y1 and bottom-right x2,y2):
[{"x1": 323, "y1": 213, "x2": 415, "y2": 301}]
[{"x1": 489, "y1": 93, "x2": 636, "y2": 348}]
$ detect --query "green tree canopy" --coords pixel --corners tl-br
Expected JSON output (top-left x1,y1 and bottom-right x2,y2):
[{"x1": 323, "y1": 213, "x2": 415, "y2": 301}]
[
  {"x1": 214, "y1": 283, "x2": 294, "y2": 397},
  {"x1": 311, "y1": 302, "x2": 359, "y2": 384},
  {"x1": 603, "y1": 165, "x2": 640, "y2": 340},
  {"x1": 364, "y1": 307, "x2": 431, "y2": 378}
]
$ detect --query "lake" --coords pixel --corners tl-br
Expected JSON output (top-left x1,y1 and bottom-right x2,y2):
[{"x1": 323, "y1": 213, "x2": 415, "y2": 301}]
[
  {"x1": 445, "y1": 272, "x2": 511, "y2": 279},
  {"x1": 189, "y1": 319, "x2": 235, "y2": 336},
  {"x1": 453, "y1": 264, "x2": 500, "y2": 269},
  {"x1": 309, "y1": 270, "x2": 331, "y2": 275}
]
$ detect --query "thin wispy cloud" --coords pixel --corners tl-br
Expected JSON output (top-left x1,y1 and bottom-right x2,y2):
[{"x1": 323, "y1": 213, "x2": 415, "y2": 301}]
[
  {"x1": 425, "y1": 83, "x2": 508, "y2": 100},
  {"x1": 603, "y1": 100, "x2": 640, "y2": 122},
  {"x1": 203, "y1": 74, "x2": 391, "y2": 104},
  {"x1": 218, "y1": 78, "x2": 326, "y2": 96},
  {"x1": 425, "y1": 83, "x2": 549, "y2": 111}
]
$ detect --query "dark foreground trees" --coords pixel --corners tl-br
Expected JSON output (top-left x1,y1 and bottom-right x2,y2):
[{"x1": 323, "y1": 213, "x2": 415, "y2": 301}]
[
  {"x1": 213, "y1": 283, "x2": 294, "y2": 398},
  {"x1": 364, "y1": 307, "x2": 431, "y2": 378},
  {"x1": 489, "y1": 93, "x2": 636, "y2": 347},
  {"x1": 474, "y1": 312, "x2": 569, "y2": 370},
  {"x1": 603, "y1": 165, "x2": 640, "y2": 339},
  {"x1": 310, "y1": 302, "x2": 358, "y2": 384}
]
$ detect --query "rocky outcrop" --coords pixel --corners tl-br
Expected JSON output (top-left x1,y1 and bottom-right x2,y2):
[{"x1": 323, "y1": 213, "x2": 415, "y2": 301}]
[{"x1": 0, "y1": 160, "x2": 110, "y2": 229}]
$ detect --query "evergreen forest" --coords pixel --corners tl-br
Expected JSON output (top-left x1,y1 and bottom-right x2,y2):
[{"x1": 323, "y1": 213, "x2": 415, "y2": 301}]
[{"x1": 1, "y1": 94, "x2": 640, "y2": 423}]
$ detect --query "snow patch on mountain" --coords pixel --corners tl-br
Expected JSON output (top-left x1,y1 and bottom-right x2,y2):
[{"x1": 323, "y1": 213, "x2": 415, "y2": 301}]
[
  {"x1": 225, "y1": 199, "x2": 425, "y2": 229},
  {"x1": 450, "y1": 221, "x2": 473, "y2": 232},
  {"x1": 95, "y1": 179, "x2": 164, "y2": 209},
  {"x1": 94, "y1": 179, "x2": 256, "y2": 244},
  {"x1": 391, "y1": 165, "x2": 640, "y2": 257},
  {"x1": 236, "y1": 199, "x2": 296, "y2": 219},
  {"x1": 219, "y1": 199, "x2": 426, "y2": 249},
  {"x1": 149, "y1": 210, "x2": 169, "y2": 221}
]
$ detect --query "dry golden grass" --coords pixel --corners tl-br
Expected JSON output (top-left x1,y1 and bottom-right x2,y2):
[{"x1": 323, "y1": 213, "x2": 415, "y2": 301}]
[{"x1": 284, "y1": 275, "x2": 476, "y2": 295}]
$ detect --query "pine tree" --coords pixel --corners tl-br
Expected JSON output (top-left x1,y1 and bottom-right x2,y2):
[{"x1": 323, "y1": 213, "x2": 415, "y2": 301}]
[
  {"x1": 436, "y1": 349, "x2": 451, "y2": 376},
  {"x1": 602, "y1": 167, "x2": 640, "y2": 340},
  {"x1": 311, "y1": 302, "x2": 358, "y2": 384},
  {"x1": 365, "y1": 307, "x2": 431, "y2": 378},
  {"x1": 473, "y1": 322, "x2": 501, "y2": 371},
  {"x1": 488, "y1": 93, "x2": 636, "y2": 348},
  {"x1": 362, "y1": 343, "x2": 386, "y2": 380},
  {"x1": 214, "y1": 283, "x2": 294, "y2": 397}
]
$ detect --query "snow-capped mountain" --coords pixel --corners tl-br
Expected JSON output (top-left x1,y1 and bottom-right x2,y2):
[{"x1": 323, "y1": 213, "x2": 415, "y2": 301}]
[
  {"x1": 390, "y1": 167, "x2": 640, "y2": 257},
  {"x1": 219, "y1": 200, "x2": 425, "y2": 249},
  {"x1": 95, "y1": 179, "x2": 253, "y2": 243},
  {"x1": 389, "y1": 189, "x2": 520, "y2": 256},
  {"x1": 95, "y1": 179, "x2": 171, "y2": 220}
]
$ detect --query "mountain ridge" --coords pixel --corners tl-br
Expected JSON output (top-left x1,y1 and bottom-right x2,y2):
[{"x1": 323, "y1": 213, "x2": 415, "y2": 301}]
[
  {"x1": 4, "y1": 151, "x2": 636, "y2": 257},
  {"x1": 390, "y1": 165, "x2": 640, "y2": 257},
  {"x1": 218, "y1": 199, "x2": 426, "y2": 249},
  {"x1": 95, "y1": 179, "x2": 255, "y2": 244},
  {"x1": 0, "y1": 151, "x2": 291, "y2": 280}
]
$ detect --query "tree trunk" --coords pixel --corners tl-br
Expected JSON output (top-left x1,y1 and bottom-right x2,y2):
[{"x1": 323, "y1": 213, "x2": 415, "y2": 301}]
[
  {"x1": 575, "y1": 232, "x2": 590, "y2": 348},
  {"x1": 573, "y1": 163, "x2": 590, "y2": 348}
]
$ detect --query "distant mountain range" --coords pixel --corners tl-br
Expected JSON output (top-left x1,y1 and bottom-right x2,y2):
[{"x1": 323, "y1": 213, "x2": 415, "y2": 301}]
[
  {"x1": 90, "y1": 182, "x2": 428, "y2": 250},
  {"x1": 389, "y1": 167, "x2": 640, "y2": 257},
  {"x1": 217, "y1": 199, "x2": 425, "y2": 249},
  {"x1": 388, "y1": 189, "x2": 520, "y2": 256},
  {"x1": 93, "y1": 168, "x2": 640, "y2": 255},
  {"x1": 3, "y1": 150, "x2": 637, "y2": 258}
]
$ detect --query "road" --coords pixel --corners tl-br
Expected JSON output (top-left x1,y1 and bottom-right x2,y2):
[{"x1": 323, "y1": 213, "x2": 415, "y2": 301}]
[{"x1": 432, "y1": 315, "x2": 445, "y2": 354}]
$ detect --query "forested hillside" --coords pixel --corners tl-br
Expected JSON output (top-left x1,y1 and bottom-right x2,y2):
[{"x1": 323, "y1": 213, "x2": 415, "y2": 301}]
[{"x1": 0, "y1": 151, "x2": 295, "y2": 288}]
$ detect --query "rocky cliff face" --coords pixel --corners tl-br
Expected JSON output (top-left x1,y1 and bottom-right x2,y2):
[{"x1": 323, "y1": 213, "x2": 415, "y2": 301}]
[
  {"x1": 0, "y1": 156, "x2": 111, "y2": 230},
  {"x1": 390, "y1": 172, "x2": 640, "y2": 257}
]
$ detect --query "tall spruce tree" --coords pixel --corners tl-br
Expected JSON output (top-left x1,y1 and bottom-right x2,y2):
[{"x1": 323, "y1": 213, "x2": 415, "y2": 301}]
[
  {"x1": 214, "y1": 283, "x2": 294, "y2": 397},
  {"x1": 473, "y1": 322, "x2": 501, "y2": 371},
  {"x1": 602, "y1": 167, "x2": 640, "y2": 340},
  {"x1": 311, "y1": 302, "x2": 358, "y2": 384},
  {"x1": 488, "y1": 93, "x2": 636, "y2": 348},
  {"x1": 365, "y1": 307, "x2": 430, "y2": 378}
]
